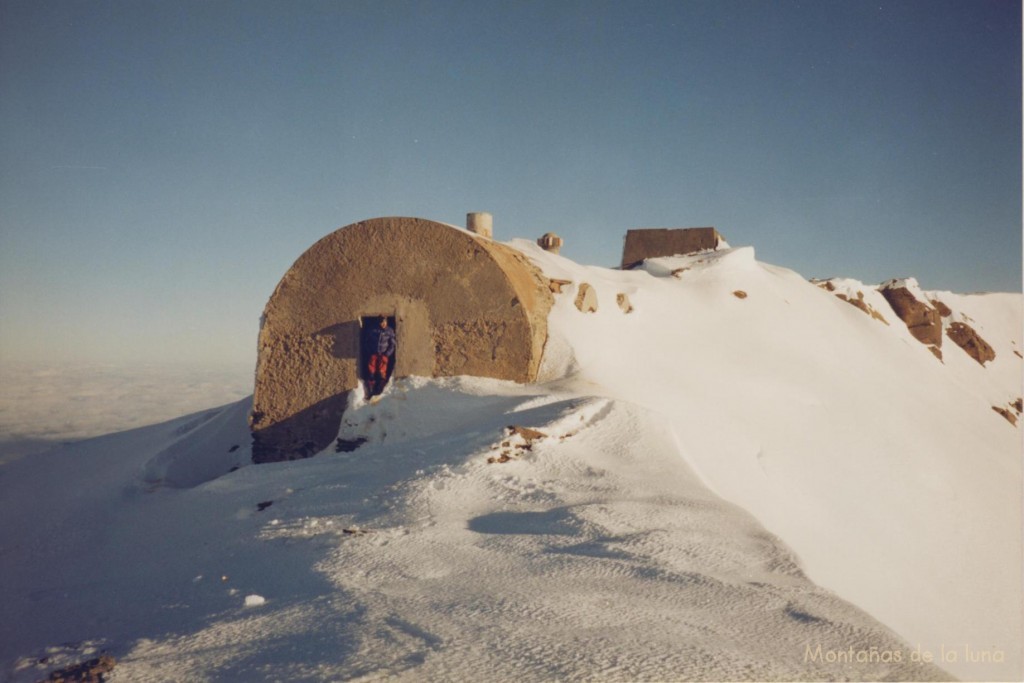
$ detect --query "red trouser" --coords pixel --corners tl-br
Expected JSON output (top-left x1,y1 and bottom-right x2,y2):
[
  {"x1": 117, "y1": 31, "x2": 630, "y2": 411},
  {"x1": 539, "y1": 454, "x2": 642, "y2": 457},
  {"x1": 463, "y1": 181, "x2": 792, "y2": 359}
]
[{"x1": 368, "y1": 353, "x2": 389, "y2": 379}]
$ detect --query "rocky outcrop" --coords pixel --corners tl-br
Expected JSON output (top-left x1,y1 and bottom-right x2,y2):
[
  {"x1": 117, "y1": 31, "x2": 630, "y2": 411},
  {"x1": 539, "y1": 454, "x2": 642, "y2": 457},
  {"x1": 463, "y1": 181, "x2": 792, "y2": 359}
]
[
  {"x1": 47, "y1": 655, "x2": 116, "y2": 682},
  {"x1": 930, "y1": 299, "x2": 953, "y2": 317},
  {"x1": 878, "y1": 281, "x2": 943, "y2": 354},
  {"x1": 836, "y1": 291, "x2": 889, "y2": 324},
  {"x1": 549, "y1": 278, "x2": 572, "y2": 294},
  {"x1": 876, "y1": 282, "x2": 1003, "y2": 367},
  {"x1": 993, "y1": 406, "x2": 1017, "y2": 426},
  {"x1": 814, "y1": 281, "x2": 889, "y2": 325},
  {"x1": 946, "y1": 322, "x2": 996, "y2": 366},
  {"x1": 574, "y1": 283, "x2": 598, "y2": 313},
  {"x1": 616, "y1": 292, "x2": 634, "y2": 313},
  {"x1": 488, "y1": 425, "x2": 547, "y2": 463}
]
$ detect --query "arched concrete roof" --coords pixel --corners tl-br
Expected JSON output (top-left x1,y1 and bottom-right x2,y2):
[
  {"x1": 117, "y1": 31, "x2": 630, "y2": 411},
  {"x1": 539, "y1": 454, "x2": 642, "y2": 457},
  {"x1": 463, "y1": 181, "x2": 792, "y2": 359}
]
[{"x1": 251, "y1": 217, "x2": 553, "y2": 462}]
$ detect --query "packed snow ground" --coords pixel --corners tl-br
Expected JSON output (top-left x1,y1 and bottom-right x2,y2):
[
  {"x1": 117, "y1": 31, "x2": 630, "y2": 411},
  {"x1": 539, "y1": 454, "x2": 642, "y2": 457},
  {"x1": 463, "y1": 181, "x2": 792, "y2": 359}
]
[
  {"x1": 1, "y1": 241, "x2": 1019, "y2": 681},
  {"x1": 0, "y1": 382, "x2": 951, "y2": 682}
]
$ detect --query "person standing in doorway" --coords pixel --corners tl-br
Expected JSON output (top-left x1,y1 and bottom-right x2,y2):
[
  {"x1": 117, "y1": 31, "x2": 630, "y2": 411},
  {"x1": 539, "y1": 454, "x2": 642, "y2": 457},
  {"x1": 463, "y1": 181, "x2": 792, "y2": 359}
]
[{"x1": 366, "y1": 317, "x2": 396, "y2": 397}]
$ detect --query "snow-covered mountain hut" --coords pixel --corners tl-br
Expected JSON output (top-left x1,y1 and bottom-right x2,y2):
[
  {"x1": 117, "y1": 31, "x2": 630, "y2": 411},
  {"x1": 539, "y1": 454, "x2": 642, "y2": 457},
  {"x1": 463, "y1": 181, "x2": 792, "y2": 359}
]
[{"x1": 251, "y1": 216, "x2": 554, "y2": 463}]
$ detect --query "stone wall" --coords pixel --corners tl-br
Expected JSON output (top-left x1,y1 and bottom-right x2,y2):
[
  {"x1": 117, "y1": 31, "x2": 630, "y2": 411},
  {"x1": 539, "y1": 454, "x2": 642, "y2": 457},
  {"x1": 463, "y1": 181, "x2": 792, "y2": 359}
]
[
  {"x1": 621, "y1": 228, "x2": 722, "y2": 269},
  {"x1": 251, "y1": 217, "x2": 553, "y2": 462}
]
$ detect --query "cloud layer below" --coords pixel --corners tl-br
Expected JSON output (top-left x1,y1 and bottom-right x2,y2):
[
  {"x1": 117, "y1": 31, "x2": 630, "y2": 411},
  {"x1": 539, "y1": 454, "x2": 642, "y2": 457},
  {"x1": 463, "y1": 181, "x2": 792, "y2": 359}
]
[{"x1": 0, "y1": 362, "x2": 252, "y2": 462}]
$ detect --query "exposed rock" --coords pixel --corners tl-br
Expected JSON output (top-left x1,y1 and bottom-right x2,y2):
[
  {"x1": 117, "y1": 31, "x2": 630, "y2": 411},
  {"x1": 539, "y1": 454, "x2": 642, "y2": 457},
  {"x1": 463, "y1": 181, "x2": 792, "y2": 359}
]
[
  {"x1": 930, "y1": 298, "x2": 953, "y2": 317},
  {"x1": 993, "y1": 406, "x2": 1017, "y2": 426},
  {"x1": 47, "y1": 655, "x2": 116, "y2": 683},
  {"x1": 993, "y1": 398, "x2": 1024, "y2": 427},
  {"x1": 814, "y1": 280, "x2": 888, "y2": 324},
  {"x1": 946, "y1": 322, "x2": 996, "y2": 366},
  {"x1": 507, "y1": 425, "x2": 546, "y2": 444},
  {"x1": 878, "y1": 285, "x2": 943, "y2": 348},
  {"x1": 616, "y1": 292, "x2": 634, "y2": 313},
  {"x1": 574, "y1": 283, "x2": 598, "y2": 313},
  {"x1": 256, "y1": 500, "x2": 273, "y2": 512},
  {"x1": 670, "y1": 267, "x2": 689, "y2": 278},
  {"x1": 549, "y1": 278, "x2": 572, "y2": 294},
  {"x1": 833, "y1": 292, "x2": 889, "y2": 325},
  {"x1": 927, "y1": 346, "x2": 943, "y2": 361},
  {"x1": 733, "y1": 290, "x2": 748, "y2": 299},
  {"x1": 489, "y1": 425, "x2": 547, "y2": 463}
]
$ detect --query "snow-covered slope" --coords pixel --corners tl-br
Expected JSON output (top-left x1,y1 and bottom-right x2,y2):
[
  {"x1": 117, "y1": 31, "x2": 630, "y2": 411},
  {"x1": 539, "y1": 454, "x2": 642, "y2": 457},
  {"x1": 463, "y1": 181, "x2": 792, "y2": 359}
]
[
  {"x1": 0, "y1": 384, "x2": 950, "y2": 683},
  {"x1": 523, "y1": 241, "x2": 1022, "y2": 681},
  {"x1": 1, "y1": 242, "x2": 1019, "y2": 682}
]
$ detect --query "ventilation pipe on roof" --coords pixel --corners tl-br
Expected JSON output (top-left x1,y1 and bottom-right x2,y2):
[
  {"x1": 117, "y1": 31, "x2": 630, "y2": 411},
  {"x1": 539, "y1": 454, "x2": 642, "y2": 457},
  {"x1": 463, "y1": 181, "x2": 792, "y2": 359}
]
[
  {"x1": 467, "y1": 212, "x2": 493, "y2": 238},
  {"x1": 537, "y1": 232, "x2": 563, "y2": 255}
]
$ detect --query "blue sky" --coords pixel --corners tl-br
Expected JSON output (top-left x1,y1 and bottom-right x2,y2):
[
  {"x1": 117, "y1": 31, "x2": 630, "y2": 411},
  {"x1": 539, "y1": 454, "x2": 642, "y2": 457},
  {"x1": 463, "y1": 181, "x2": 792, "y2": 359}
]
[{"x1": 1, "y1": 0, "x2": 1020, "y2": 367}]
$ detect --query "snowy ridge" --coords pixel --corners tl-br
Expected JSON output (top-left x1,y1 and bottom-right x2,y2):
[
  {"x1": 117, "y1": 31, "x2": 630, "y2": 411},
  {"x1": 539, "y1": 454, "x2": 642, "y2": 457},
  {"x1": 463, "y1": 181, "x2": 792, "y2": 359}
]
[
  {"x1": 924, "y1": 289, "x2": 1022, "y2": 400},
  {"x1": 878, "y1": 276, "x2": 930, "y2": 300},
  {"x1": 518, "y1": 239, "x2": 1022, "y2": 681},
  {"x1": 811, "y1": 277, "x2": 893, "y2": 326},
  {"x1": 1, "y1": 241, "x2": 1020, "y2": 681}
]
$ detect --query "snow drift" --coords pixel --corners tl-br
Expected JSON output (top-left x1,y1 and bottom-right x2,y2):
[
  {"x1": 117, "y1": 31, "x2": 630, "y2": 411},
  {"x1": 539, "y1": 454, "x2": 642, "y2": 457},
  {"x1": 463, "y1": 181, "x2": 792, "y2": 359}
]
[
  {"x1": 0, "y1": 240, "x2": 1019, "y2": 682},
  {"x1": 523, "y1": 241, "x2": 1022, "y2": 681}
]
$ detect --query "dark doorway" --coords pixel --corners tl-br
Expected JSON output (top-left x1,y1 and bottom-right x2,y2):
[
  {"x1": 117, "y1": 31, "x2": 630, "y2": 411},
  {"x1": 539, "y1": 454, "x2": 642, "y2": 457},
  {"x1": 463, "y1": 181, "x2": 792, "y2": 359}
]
[{"x1": 359, "y1": 315, "x2": 397, "y2": 397}]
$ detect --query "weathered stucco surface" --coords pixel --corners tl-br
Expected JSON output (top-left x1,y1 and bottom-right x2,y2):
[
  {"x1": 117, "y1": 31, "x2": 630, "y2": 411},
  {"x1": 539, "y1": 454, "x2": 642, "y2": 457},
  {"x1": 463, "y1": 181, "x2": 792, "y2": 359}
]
[
  {"x1": 621, "y1": 228, "x2": 722, "y2": 269},
  {"x1": 251, "y1": 217, "x2": 553, "y2": 462}
]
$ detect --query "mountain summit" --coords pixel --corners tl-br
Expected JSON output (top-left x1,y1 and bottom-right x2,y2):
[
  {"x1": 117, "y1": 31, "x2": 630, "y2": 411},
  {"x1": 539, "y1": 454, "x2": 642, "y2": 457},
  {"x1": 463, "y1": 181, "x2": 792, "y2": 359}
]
[{"x1": 1, "y1": 237, "x2": 1019, "y2": 682}]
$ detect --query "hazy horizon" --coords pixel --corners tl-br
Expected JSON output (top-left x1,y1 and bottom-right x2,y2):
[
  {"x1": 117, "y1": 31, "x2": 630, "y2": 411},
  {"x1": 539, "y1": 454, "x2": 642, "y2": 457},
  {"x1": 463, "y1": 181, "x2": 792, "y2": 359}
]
[
  {"x1": 0, "y1": 360, "x2": 253, "y2": 462},
  {"x1": 1, "y1": 0, "x2": 1020, "y2": 369}
]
